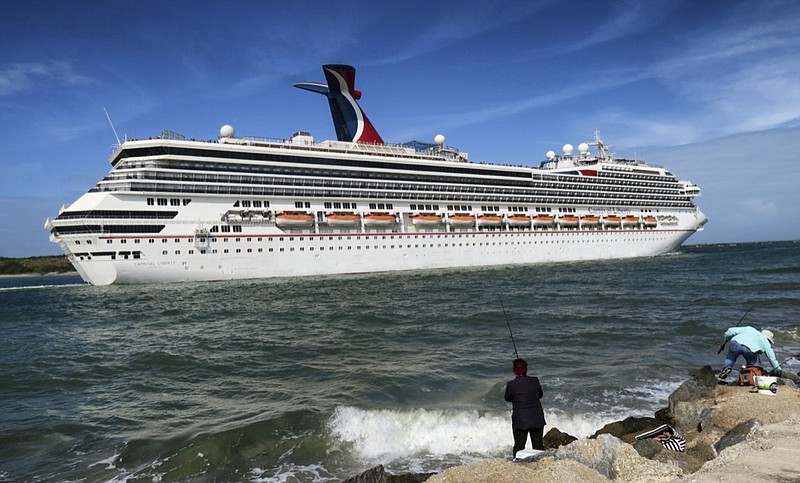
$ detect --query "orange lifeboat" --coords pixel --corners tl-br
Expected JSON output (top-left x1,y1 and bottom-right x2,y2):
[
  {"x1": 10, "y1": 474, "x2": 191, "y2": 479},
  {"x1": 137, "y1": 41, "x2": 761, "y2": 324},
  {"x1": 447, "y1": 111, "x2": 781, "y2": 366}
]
[
  {"x1": 507, "y1": 214, "x2": 531, "y2": 227},
  {"x1": 643, "y1": 216, "x2": 657, "y2": 227},
  {"x1": 532, "y1": 214, "x2": 555, "y2": 227},
  {"x1": 411, "y1": 213, "x2": 443, "y2": 227},
  {"x1": 603, "y1": 215, "x2": 621, "y2": 227},
  {"x1": 580, "y1": 215, "x2": 600, "y2": 227},
  {"x1": 448, "y1": 214, "x2": 475, "y2": 227},
  {"x1": 621, "y1": 215, "x2": 640, "y2": 227},
  {"x1": 275, "y1": 211, "x2": 314, "y2": 227},
  {"x1": 364, "y1": 212, "x2": 396, "y2": 227},
  {"x1": 326, "y1": 212, "x2": 361, "y2": 226},
  {"x1": 558, "y1": 215, "x2": 579, "y2": 227},
  {"x1": 477, "y1": 214, "x2": 503, "y2": 226}
]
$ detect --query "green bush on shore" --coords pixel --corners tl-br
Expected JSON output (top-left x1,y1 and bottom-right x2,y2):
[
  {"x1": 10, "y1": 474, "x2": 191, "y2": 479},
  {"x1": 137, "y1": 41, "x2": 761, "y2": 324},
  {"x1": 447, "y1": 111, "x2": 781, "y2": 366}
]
[{"x1": 0, "y1": 256, "x2": 74, "y2": 275}]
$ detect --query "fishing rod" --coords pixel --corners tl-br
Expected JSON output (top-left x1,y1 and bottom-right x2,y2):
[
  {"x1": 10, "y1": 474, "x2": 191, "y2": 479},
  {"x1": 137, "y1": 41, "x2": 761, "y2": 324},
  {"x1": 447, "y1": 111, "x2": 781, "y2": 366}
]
[
  {"x1": 717, "y1": 306, "x2": 755, "y2": 354},
  {"x1": 500, "y1": 299, "x2": 519, "y2": 359}
]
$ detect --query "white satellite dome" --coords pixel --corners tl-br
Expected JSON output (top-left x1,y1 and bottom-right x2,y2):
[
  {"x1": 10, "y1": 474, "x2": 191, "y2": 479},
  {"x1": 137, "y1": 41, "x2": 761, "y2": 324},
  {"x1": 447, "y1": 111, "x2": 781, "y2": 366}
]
[
  {"x1": 220, "y1": 124, "x2": 235, "y2": 138},
  {"x1": 434, "y1": 134, "x2": 445, "y2": 146},
  {"x1": 578, "y1": 142, "x2": 590, "y2": 155},
  {"x1": 546, "y1": 150, "x2": 556, "y2": 160},
  {"x1": 562, "y1": 144, "x2": 574, "y2": 156}
]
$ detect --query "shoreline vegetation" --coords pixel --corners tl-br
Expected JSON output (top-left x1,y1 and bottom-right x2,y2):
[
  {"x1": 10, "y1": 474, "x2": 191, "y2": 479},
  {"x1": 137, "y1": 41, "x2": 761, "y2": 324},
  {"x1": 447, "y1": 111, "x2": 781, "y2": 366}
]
[{"x1": 0, "y1": 255, "x2": 76, "y2": 276}]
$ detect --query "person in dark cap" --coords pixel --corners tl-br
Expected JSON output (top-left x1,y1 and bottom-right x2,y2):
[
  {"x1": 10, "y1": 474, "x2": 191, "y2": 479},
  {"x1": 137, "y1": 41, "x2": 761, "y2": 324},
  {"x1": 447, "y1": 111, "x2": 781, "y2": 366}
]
[
  {"x1": 718, "y1": 326, "x2": 780, "y2": 379},
  {"x1": 504, "y1": 358, "x2": 546, "y2": 460}
]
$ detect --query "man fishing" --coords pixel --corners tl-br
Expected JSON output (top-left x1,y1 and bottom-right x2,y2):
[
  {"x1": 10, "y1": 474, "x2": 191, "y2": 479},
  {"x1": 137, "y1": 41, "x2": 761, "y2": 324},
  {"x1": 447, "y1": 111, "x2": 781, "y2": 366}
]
[
  {"x1": 718, "y1": 326, "x2": 780, "y2": 379},
  {"x1": 504, "y1": 358, "x2": 546, "y2": 460}
]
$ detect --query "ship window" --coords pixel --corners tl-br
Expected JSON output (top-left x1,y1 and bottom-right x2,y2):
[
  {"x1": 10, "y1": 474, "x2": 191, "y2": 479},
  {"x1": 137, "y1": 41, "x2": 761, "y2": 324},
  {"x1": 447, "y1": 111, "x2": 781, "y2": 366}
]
[
  {"x1": 157, "y1": 198, "x2": 167, "y2": 206},
  {"x1": 242, "y1": 200, "x2": 251, "y2": 207},
  {"x1": 149, "y1": 239, "x2": 154, "y2": 243},
  {"x1": 295, "y1": 202, "x2": 303, "y2": 208},
  {"x1": 106, "y1": 240, "x2": 112, "y2": 244},
  {"x1": 170, "y1": 199, "x2": 180, "y2": 206},
  {"x1": 162, "y1": 250, "x2": 168, "y2": 255},
  {"x1": 182, "y1": 199, "x2": 191, "y2": 206},
  {"x1": 147, "y1": 198, "x2": 154, "y2": 205},
  {"x1": 234, "y1": 201, "x2": 240, "y2": 207},
  {"x1": 233, "y1": 226, "x2": 242, "y2": 233}
]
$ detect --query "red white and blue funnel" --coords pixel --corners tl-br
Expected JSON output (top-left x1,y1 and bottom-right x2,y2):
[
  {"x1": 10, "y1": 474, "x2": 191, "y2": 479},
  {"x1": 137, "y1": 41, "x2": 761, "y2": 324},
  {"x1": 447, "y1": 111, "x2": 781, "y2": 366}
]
[{"x1": 294, "y1": 64, "x2": 384, "y2": 144}]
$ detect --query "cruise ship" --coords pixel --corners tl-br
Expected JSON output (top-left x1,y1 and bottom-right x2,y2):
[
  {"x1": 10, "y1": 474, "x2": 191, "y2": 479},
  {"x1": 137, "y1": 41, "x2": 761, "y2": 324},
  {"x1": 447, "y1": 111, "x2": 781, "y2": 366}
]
[{"x1": 45, "y1": 64, "x2": 707, "y2": 285}]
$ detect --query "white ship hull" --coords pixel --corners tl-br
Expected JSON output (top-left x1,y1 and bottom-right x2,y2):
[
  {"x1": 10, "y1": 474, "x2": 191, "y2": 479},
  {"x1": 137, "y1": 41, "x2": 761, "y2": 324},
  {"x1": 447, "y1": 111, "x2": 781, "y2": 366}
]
[{"x1": 49, "y1": 192, "x2": 706, "y2": 286}]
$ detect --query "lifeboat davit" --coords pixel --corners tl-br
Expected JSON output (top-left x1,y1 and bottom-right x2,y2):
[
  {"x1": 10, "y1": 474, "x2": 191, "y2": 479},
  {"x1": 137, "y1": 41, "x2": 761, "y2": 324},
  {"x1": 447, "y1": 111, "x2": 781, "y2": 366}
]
[
  {"x1": 477, "y1": 214, "x2": 503, "y2": 226},
  {"x1": 580, "y1": 215, "x2": 600, "y2": 227},
  {"x1": 643, "y1": 216, "x2": 657, "y2": 227},
  {"x1": 532, "y1": 214, "x2": 555, "y2": 227},
  {"x1": 326, "y1": 212, "x2": 361, "y2": 226},
  {"x1": 364, "y1": 212, "x2": 396, "y2": 227},
  {"x1": 411, "y1": 213, "x2": 443, "y2": 227},
  {"x1": 507, "y1": 214, "x2": 531, "y2": 227},
  {"x1": 276, "y1": 211, "x2": 314, "y2": 227},
  {"x1": 558, "y1": 215, "x2": 579, "y2": 227},
  {"x1": 448, "y1": 214, "x2": 475, "y2": 227},
  {"x1": 603, "y1": 215, "x2": 621, "y2": 227},
  {"x1": 622, "y1": 215, "x2": 640, "y2": 227}
]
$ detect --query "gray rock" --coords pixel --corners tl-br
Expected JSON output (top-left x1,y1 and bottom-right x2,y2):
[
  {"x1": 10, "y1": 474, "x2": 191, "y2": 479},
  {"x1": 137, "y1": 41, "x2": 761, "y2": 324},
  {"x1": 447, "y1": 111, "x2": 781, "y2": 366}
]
[
  {"x1": 543, "y1": 427, "x2": 578, "y2": 448},
  {"x1": 341, "y1": 465, "x2": 435, "y2": 483},
  {"x1": 342, "y1": 465, "x2": 387, "y2": 483},
  {"x1": 554, "y1": 433, "x2": 628, "y2": 479},
  {"x1": 715, "y1": 419, "x2": 760, "y2": 454},
  {"x1": 592, "y1": 416, "x2": 666, "y2": 444},
  {"x1": 667, "y1": 365, "x2": 717, "y2": 433}
]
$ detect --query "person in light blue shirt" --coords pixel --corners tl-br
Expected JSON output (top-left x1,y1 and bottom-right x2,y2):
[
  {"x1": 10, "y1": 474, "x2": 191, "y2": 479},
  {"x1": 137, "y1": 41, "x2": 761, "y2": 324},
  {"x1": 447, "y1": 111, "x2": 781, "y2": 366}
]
[{"x1": 718, "y1": 326, "x2": 779, "y2": 379}]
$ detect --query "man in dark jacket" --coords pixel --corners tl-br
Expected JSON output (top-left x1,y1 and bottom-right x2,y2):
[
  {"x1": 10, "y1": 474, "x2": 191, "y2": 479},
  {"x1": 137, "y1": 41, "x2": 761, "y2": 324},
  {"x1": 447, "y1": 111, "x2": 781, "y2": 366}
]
[{"x1": 504, "y1": 358, "x2": 546, "y2": 459}]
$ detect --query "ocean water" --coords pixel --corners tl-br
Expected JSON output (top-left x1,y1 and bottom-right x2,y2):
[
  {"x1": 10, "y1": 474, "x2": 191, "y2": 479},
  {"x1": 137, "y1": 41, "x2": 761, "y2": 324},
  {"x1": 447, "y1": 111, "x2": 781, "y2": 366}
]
[{"x1": 1, "y1": 241, "x2": 799, "y2": 482}]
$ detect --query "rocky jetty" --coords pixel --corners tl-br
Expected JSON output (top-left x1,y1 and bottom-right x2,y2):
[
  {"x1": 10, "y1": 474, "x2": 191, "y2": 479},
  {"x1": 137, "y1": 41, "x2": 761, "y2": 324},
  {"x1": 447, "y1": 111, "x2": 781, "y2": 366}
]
[{"x1": 344, "y1": 366, "x2": 800, "y2": 482}]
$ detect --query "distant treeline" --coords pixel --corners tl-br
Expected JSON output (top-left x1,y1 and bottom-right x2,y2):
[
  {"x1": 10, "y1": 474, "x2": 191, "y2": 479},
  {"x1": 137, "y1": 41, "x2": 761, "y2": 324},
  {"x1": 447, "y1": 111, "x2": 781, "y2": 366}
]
[{"x1": 0, "y1": 256, "x2": 75, "y2": 275}]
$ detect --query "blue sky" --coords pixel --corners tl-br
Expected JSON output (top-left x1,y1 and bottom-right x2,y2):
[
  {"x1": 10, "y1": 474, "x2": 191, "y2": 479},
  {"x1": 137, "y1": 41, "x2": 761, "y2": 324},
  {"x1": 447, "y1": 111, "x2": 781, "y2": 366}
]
[{"x1": 1, "y1": 0, "x2": 798, "y2": 257}]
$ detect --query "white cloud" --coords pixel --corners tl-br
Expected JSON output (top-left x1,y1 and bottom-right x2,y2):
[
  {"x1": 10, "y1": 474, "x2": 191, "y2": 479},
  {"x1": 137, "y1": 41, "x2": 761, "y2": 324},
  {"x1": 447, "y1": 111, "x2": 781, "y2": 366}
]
[{"x1": 0, "y1": 61, "x2": 92, "y2": 96}]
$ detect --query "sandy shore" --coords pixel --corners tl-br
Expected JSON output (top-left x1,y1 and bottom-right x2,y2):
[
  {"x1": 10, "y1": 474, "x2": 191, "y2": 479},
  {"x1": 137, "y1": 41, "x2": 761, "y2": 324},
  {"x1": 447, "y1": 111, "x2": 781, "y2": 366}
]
[{"x1": 426, "y1": 384, "x2": 800, "y2": 483}]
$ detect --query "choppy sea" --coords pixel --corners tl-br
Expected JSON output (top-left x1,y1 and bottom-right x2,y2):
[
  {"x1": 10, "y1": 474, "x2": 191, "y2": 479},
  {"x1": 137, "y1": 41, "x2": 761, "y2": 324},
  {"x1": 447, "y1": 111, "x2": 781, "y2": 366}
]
[{"x1": 1, "y1": 241, "x2": 799, "y2": 482}]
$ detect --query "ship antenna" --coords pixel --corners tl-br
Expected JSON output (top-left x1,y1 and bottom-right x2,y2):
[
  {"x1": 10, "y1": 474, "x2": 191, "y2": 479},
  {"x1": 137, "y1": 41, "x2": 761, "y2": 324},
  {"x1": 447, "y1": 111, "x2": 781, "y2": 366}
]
[{"x1": 104, "y1": 107, "x2": 122, "y2": 146}]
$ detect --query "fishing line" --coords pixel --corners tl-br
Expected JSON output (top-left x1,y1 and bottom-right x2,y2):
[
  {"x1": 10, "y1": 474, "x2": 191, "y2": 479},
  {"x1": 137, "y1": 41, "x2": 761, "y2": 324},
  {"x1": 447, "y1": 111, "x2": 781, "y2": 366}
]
[{"x1": 500, "y1": 299, "x2": 519, "y2": 359}]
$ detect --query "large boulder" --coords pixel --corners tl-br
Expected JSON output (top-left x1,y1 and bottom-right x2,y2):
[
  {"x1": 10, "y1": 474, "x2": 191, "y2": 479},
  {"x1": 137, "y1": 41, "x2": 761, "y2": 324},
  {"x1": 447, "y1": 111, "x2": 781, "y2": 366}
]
[
  {"x1": 715, "y1": 419, "x2": 761, "y2": 454},
  {"x1": 592, "y1": 416, "x2": 667, "y2": 444},
  {"x1": 667, "y1": 365, "x2": 718, "y2": 433}
]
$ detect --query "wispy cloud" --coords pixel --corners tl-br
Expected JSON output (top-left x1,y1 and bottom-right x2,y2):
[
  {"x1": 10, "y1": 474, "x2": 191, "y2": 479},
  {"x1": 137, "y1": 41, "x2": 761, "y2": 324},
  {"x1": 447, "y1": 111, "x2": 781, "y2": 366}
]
[
  {"x1": 372, "y1": 2, "x2": 552, "y2": 66},
  {"x1": 0, "y1": 61, "x2": 92, "y2": 96}
]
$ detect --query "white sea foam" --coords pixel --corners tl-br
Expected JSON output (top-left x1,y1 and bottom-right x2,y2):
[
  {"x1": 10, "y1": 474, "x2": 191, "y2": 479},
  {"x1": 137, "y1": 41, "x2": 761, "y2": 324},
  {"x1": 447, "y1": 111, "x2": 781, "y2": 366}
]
[
  {"x1": 328, "y1": 406, "x2": 509, "y2": 462},
  {"x1": 326, "y1": 403, "x2": 639, "y2": 466}
]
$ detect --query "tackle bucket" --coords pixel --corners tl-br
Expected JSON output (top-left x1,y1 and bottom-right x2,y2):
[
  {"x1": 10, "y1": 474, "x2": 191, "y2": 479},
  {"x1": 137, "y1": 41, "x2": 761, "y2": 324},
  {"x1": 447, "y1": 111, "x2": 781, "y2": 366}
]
[{"x1": 755, "y1": 376, "x2": 777, "y2": 395}]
